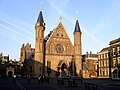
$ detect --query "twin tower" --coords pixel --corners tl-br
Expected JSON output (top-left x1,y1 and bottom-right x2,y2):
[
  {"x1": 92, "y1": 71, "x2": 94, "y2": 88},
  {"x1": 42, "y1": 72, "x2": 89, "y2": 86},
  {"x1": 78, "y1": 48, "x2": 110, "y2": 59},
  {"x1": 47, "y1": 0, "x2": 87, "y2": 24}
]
[{"x1": 34, "y1": 9, "x2": 82, "y2": 77}]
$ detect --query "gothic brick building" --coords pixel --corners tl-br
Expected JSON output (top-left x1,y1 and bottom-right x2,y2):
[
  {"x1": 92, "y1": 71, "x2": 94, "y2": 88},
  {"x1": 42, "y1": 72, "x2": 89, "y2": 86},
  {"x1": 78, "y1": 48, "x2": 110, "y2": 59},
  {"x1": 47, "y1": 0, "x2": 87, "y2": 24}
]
[{"x1": 20, "y1": 8, "x2": 82, "y2": 77}]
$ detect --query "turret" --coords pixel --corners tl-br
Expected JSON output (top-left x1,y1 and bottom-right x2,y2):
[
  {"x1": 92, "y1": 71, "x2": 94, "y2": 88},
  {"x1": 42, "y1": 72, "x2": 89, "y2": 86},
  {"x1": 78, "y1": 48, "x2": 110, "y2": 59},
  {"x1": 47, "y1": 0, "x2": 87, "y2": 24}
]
[
  {"x1": 34, "y1": 9, "x2": 45, "y2": 77},
  {"x1": 20, "y1": 43, "x2": 25, "y2": 63},
  {"x1": 73, "y1": 19, "x2": 82, "y2": 76}
]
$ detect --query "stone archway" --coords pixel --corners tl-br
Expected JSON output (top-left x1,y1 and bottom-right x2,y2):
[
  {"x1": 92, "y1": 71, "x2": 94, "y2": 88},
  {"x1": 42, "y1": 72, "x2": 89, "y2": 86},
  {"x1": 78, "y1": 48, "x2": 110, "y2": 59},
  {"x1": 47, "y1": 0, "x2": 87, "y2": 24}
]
[
  {"x1": 57, "y1": 60, "x2": 68, "y2": 77},
  {"x1": 61, "y1": 63, "x2": 67, "y2": 76},
  {"x1": 6, "y1": 67, "x2": 14, "y2": 77}
]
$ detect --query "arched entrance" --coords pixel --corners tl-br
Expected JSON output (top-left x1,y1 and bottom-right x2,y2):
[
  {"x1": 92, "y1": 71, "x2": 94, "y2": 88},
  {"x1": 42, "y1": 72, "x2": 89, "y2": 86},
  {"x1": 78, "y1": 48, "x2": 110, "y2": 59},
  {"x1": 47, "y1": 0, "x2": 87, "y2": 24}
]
[
  {"x1": 112, "y1": 69, "x2": 120, "y2": 78},
  {"x1": 61, "y1": 63, "x2": 67, "y2": 76},
  {"x1": 8, "y1": 71, "x2": 13, "y2": 77},
  {"x1": 57, "y1": 60, "x2": 68, "y2": 77},
  {"x1": 6, "y1": 67, "x2": 14, "y2": 77}
]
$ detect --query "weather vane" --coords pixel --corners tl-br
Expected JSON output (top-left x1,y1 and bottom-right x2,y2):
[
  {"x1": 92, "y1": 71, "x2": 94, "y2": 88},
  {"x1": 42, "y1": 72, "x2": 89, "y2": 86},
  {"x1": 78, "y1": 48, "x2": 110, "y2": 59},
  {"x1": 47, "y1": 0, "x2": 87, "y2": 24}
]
[
  {"x1": 76, "y1": 10, "x2": 79, "y2": 20},
  {"x1": 60, "y1": 16, "x2": 62, "y2": 21},
  {"x1": 40, "y1": 0, "x2": 43, "y2": 11}
]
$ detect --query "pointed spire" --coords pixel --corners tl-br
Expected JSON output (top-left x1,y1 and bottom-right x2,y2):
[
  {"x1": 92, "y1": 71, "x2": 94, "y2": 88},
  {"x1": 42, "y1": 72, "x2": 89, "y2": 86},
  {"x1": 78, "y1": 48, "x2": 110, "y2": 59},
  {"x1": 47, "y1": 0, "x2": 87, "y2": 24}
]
[
  {"x1": 36, "y1": 0, "x2": 45, "y2": 26},
  {"x1": 36, "y1": 11, "x2": 44, "y2": 26},
  {"x1": 74, "y1": 19, "x2": 82, "y2": 33}
]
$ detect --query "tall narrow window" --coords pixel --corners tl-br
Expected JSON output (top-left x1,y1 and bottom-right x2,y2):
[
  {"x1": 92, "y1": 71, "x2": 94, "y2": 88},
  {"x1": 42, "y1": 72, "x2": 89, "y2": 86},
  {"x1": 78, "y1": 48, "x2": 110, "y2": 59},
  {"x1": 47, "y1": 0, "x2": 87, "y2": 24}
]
[
  {"x1": 50, "y1": 43, "x2": 54, "y2": 54},
  {"x1": 117, "y1": 46, "x2": 120, "y2": 54},
  {"x1": 66, "y1": 44, "x2": 71, "y2": 55},
  {"x1": 113, "y1": 47, "x2": 115, "y2": 56}
]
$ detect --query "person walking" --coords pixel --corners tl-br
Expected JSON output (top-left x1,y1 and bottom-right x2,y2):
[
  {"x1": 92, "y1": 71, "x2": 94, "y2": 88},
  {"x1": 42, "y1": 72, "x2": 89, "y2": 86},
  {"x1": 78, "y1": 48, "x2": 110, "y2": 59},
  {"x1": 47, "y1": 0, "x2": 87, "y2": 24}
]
[
  {"x1": 38, "y1": 75, "x2": 41, "y2": 83},
  {"x1": 27, "y1": 75, "x2": 30, "y2": 84}
]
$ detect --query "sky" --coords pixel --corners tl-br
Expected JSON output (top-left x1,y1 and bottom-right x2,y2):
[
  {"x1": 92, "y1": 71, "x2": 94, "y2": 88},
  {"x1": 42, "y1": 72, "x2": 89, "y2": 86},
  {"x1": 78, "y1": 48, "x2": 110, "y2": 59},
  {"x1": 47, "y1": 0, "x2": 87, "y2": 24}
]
[{"x1": 0, "y1": 0, "x2": 120, "y2": 60}]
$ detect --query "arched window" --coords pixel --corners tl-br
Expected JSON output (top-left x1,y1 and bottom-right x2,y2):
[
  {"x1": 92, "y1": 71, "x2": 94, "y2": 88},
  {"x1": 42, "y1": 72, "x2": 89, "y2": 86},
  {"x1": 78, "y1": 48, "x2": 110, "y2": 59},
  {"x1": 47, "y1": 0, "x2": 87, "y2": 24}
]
[
  {"x1": 50, "y1": 43, "x2": 54, "y2": 54},
  {"x1": 66, "y1": 44, "x2": 71, "y2": 55}
]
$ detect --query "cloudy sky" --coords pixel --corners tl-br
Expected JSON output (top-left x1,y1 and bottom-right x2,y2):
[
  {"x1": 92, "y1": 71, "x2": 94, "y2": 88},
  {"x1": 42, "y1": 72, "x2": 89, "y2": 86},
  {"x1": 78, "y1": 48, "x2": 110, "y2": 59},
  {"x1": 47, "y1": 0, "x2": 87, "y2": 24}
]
[{"x1": 0, "y1": 0, "x2": 120, "y2": 60}]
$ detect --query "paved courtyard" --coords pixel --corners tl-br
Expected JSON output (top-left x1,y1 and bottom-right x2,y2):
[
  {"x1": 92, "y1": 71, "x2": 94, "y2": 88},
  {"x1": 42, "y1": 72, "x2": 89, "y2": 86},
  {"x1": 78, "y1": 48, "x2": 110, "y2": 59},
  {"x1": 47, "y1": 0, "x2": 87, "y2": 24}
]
[{"x1": 0, "y1": 77, "x2": 120, "y2": 90}]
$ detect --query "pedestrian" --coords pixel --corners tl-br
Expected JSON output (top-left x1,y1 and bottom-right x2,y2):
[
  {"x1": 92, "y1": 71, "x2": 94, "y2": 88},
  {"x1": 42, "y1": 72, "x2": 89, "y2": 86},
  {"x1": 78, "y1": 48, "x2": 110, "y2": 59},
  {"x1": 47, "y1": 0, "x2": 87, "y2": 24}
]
[
  {"x1": 27, "y1": 75, "x2": 30, "y2": 84},
  {"x1": 41, "y1": 75, "x2": 44, "y2": 83},
  {"x1": 13, "y1": 75, "x2": 16, "y2": 83},
  {"x1": 38, "y1": 75, "x2": 41, "y2": 83}
]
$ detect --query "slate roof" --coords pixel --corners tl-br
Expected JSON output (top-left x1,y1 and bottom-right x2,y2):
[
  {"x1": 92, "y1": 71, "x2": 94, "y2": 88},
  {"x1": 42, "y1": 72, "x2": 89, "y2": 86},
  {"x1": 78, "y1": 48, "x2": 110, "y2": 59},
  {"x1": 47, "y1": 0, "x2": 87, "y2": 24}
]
[
  {"x1": 74, "y1": 20, "x2": 82, "y2": 33},
  {"x1": 36, "y1": 11, "x2": 44, "y2": 26}
]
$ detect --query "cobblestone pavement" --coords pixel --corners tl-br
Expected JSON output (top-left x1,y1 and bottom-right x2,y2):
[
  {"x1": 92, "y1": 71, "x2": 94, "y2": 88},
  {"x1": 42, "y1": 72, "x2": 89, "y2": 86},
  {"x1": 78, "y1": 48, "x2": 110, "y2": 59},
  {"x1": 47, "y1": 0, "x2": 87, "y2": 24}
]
[
  {"x1": 17, "y1": 77, "x2": 85, "y2": 90},
  {"x1": 0, "y1": 78, "x2": 20, "y2": 90},
  {"x1": 83, "y1": 78, "x2": 120, "y2": 90},
  {"x1": 1, "y1": 77, "x2": 120, "y2": 90}
]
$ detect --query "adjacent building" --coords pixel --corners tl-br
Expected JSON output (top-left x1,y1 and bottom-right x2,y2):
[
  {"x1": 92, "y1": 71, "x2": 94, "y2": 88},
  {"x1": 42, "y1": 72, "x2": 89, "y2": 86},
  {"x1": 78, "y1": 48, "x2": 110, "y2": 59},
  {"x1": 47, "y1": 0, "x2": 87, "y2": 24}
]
[
  {"x1": 98, "y1": 37, "x2": 120, "y2": 79},
  {"x1": 98, "y1": 47, "x2": 110, "y2": 78},
  {"x1": 20, "y1": 43, "x2": 34, "y2": 76},
  {"x1": 82, "y1": 52, "x2": 98, "y2": 78},
  {"x1": 109, "y1": 37, "x2": 120, "y2": 79},
  {"x1": 0, "y1": 53, "x2": 21, "y2": 77},
  {"x1": 0, "y1": 53, "x2": 9, "y2": 64}
]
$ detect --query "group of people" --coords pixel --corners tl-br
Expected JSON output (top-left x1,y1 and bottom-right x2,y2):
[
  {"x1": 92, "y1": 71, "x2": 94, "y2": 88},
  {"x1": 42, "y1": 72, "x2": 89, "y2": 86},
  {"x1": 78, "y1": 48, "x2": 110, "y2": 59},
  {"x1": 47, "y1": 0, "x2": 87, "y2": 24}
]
[
  {"x1": 26, "y1": 75, "x2": 48, "y2": 84},
  {"x1": 38, "y1": 75, "x2": 44, "y2": 83}
]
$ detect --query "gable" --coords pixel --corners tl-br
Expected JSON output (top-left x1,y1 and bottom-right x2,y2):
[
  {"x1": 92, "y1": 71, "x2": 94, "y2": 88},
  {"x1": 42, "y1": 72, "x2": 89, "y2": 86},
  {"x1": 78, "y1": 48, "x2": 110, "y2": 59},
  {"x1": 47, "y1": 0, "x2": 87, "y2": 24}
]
[
  {"x1": 46, "y1": 21, "x2": 73, "y2": 55},
  {"x1": 53, "y1": 22, "x2": 69, "y2": 39},
  {"x1": 47, "y1": 21, "x2": 72, "y2": 43}
]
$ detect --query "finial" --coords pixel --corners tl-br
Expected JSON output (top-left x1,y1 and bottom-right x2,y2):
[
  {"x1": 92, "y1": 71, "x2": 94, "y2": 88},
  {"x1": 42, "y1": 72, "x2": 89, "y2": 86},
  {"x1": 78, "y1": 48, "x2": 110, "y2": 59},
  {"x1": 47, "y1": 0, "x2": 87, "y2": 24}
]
[
  {"x1": 76, "y1": 10, "x2": 79, "y2": 20},
  {"x1": 40, "y1": 0, "x2": 43, "y2": 11},
  {"x1": 60, "y1": 16, "x2": 62, "y2": 21}
]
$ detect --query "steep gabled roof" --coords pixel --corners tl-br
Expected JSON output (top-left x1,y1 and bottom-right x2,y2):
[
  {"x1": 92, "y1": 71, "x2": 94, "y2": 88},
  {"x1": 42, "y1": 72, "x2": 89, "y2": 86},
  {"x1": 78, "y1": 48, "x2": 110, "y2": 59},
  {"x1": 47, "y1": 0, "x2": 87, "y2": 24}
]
[{"x1": 45, "y1": 19, "x2": 73, "y2": 46}]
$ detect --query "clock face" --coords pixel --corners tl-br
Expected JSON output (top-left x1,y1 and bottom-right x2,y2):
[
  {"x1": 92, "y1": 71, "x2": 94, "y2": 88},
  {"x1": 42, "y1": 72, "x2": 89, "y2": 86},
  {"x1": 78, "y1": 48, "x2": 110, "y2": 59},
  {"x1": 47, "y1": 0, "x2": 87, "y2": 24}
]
[
  {"x1": 55, "y1": 44, "x2": 64, "y2": 53},
  {"x1": 36, "y1": 23, "x2": 40, "y2": 26}
]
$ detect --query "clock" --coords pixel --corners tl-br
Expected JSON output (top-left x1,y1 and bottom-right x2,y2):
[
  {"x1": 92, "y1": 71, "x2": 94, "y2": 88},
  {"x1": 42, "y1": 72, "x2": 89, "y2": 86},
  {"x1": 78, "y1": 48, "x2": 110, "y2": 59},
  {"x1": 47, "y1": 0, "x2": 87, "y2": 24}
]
[
  {"x1": 36, "y1": 23, "x2": 40, "y2": 26},
  {"x1": 55, "y1": 44, "x2": 64, "y2": 53}
]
